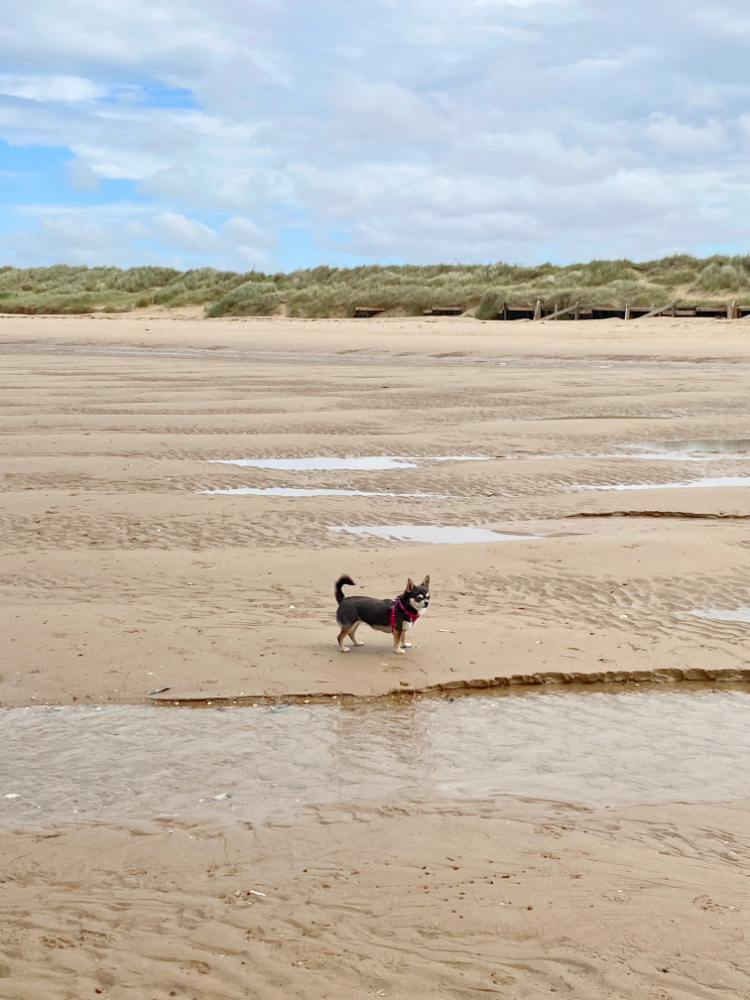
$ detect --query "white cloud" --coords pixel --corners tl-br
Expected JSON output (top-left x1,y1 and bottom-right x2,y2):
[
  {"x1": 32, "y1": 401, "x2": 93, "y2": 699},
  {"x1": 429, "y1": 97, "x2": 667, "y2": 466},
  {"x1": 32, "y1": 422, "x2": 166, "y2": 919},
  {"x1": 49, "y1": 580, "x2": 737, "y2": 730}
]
[
  {"x1": 0, "y1": 0, "x2": 235, "y2": 74},
  {"x1": 149, "y1": 211, "x2": 218, "y2": 253},
  {"x1": 645, "y1": 114, "x2": 728, "y2": 155},
  {"x1": 0, "y1": 204, "x2": 277, "y2": 271},
  {"x1": 222, "y1": 215, "x2": 275, "y2": 247},
  {"x1": 0, "y1": 74, "x2": 107, "y2": 102},
  {"x1": 328, "y1": 78, "x2": 446, "y2": 143},
  {"x1": 1, "y1": 0, "x2": 750, "y2": 268}
]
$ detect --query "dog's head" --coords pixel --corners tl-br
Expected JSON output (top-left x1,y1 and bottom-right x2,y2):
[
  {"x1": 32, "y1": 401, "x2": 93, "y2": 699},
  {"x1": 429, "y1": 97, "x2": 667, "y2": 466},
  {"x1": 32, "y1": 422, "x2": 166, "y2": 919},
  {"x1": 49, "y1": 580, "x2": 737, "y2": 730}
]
[{"x1": 404, "y1": 575, "x2": 430, "y2": 614}]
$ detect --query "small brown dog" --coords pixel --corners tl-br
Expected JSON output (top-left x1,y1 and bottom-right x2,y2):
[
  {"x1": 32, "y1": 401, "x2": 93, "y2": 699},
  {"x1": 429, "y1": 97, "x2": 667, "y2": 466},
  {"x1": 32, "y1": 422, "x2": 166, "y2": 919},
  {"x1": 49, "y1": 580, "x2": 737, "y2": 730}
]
[{"x1": 334, "y1": 574, "x2": 430, "y2": 654}]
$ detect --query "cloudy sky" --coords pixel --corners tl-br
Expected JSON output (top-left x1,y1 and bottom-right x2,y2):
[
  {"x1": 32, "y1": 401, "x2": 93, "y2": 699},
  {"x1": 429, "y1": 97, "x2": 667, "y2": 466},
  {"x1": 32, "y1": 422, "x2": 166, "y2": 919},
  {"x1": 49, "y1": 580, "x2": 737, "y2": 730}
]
[{"x1": 1, "y1": 0, "x2": 749, "y2": 271}]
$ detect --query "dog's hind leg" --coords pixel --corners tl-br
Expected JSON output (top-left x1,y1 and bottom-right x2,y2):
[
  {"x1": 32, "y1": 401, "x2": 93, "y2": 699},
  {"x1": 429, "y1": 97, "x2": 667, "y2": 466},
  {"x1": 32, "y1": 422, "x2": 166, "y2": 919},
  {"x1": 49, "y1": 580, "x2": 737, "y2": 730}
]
[
  {"x1": 337, "y1": 627, "x2": 352, "y2": 652},
  {"x1": 348, "y1": 622, "x2": 364, "y2": 647}
]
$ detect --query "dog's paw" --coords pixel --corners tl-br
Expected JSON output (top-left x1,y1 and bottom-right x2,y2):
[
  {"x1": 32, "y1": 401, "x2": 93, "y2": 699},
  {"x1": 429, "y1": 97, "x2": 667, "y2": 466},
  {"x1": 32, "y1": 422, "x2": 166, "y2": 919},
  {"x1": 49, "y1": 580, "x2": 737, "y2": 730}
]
[
  {"x1": 402, "y1": 642, "x2": 412, "y2": 648},
  {"x1": 395, "y1": 647, "x2": 406, "y2": 655},
  {"x1": 339, "y1": 647, "x2": 350, "y2": 653},
  {"x1": 353, "y1": 640, "x2": 364, "y2": 647}
]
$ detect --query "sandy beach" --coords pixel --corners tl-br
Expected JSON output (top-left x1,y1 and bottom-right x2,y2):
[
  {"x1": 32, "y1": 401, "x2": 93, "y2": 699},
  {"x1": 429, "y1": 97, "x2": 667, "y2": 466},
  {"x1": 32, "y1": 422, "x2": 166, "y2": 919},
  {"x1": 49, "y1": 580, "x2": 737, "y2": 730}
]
[
  {"x1": 4, "y1": 312, "x2": 750, "y2": 706},
  {"x1": 2, "y1": 313, "x2": 750, "y2": 998},
  {"x1": 2, "y1": 795, "x2": 749, "y2": 999}
]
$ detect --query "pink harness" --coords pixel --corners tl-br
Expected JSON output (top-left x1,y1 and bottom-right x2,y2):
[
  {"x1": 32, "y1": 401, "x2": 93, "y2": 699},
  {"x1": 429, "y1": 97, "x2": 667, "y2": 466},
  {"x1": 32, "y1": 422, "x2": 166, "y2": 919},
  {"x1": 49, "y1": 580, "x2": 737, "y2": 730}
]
[{"x1": 390, "y1": 596, "x2": 419, "y2": 633}]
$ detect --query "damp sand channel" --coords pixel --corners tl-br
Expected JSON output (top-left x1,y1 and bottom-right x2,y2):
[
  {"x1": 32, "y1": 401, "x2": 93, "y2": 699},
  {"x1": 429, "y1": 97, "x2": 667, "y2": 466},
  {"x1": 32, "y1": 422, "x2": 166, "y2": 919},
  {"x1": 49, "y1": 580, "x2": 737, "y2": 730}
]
[
  {"x1": 3, "y1": 688, "x2": 750, "y2": 829},
  {"x1": 691, "y1": 608, "x2": 750, "y2": 624},
  {"x1": 200, "y1": 487, "x2": 445, "y2": 497},
  {"x1": 330, "y1": 525, "x2": 537, "y2": 543},
  {"x1": 207, "y1": 455, "x2": 489, "y2": 471},
  {"x1": 199, "y1": 454, "x2": 486, "y2": 496},
  {"x1": 582, "y1": 475, "x2": 750, "y2": 491},
  {"x1": 625, "y1": 439, "x2": 750, "y2": 457}
]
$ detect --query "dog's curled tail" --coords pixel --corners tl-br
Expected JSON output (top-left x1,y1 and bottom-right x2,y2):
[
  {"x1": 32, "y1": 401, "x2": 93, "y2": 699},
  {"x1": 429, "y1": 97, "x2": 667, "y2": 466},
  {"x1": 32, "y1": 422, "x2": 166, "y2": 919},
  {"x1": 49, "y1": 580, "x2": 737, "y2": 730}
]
[{"x1": 335, "y1": 575, "x2": 356, "y2": 605}]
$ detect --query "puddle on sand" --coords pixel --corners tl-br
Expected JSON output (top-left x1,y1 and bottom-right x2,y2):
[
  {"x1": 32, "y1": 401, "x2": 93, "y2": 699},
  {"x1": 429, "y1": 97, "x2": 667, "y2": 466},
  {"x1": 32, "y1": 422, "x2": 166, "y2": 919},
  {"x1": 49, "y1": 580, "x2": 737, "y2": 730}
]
[
  {"x1": 200, "y1": 487, "x2": 442, "y2": 497},
  {"x1": 621, "y1": 453, "x2": 720, "y2": 462},
  {"x1": 3, "y1": 689, "x2": 750, "y2": 828},
  {"x1": 691, "y1": 608, "x2": 750, "y2": 624},
  {"x1": 622, "y1": 440, "x2": 750, "y2": 461},
  {"x1": 583, "y1": 476, "x2": 750, "y2": 492},
  {"x1": 543, "y1": 415, "x2": 677, "y2": 421},
  {"x1": 207, "y1": 455, "x2": 489, "y2": 471},
  {"x1": 330, "y1": 524, "x2": 536, "y2": 544},
  {"x1": 632, "y1": 440, "x2": 750, "y2": 455}
]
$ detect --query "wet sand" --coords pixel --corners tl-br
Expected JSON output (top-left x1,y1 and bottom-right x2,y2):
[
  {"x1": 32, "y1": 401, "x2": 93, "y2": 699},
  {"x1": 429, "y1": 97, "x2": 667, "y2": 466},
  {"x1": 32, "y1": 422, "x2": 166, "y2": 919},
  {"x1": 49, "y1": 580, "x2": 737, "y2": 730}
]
[
  {"x1": 4, "y1": 314, "x2": 750, "y2": 705},
  {"x1": 2, "y1": 313, "x2": 750, "y2": 997},
  {"x1": 2, "y1": 796, "x2": 749, "y2": 999}
]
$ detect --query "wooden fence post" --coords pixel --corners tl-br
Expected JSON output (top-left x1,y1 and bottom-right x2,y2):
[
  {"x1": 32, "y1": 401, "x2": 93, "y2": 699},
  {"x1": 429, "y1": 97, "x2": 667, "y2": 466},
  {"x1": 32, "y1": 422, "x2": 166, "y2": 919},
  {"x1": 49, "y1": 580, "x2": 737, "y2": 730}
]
[
  {"x1": 634, "y1": 300, "x2": 680, "y2": 321},
  {"x1": 624, "y1": 303, "x2": 631, "y2": 321},
  {"x1": 534, "y1": 300, "x2": 542, "y2": 321},
  {"x1": 540, "y1": 302, "x2": 581, "y2": 322}
]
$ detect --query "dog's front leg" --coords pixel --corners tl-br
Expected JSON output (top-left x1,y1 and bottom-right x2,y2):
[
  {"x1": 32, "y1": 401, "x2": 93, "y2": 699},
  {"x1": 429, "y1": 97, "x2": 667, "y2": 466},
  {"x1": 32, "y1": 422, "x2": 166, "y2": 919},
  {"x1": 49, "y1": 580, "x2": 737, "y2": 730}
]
[{"x1": 392, "y1": 629, "x2": 406, "y2": 654}]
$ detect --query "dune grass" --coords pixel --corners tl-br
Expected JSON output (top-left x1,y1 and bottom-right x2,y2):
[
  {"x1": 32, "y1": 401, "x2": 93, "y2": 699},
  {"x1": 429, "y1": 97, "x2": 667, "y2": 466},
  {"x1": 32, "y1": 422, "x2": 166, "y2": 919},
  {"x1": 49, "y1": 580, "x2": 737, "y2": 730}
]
[{"x1": 1, "y1": 254, "x2": 749, "y2": 318}]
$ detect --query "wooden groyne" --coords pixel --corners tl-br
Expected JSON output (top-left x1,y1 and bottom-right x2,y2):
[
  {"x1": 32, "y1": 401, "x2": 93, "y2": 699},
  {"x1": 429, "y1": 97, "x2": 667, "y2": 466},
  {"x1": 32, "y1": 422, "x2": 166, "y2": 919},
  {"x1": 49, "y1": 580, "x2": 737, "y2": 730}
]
[
  {"x1": 496, "y1": 300, "x2": 750, "y2": 321},
  {"x1": 352, "y1": 300, "x2": 750, "y2": 320}
]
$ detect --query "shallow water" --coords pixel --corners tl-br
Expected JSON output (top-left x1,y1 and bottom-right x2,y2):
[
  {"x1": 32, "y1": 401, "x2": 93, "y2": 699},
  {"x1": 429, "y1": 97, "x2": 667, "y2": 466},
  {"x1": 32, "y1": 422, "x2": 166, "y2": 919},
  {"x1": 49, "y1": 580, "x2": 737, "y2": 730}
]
[
  {"x1": 621, "y1": 452, "x2": 736, "y2": 462},
  {"x1": 547, "y1": 414, "x2": 678, "y2": 420},
  {"x1": 200, "y1": 487, "x2": 442, "y2": 497},
  {"x1": 585, "y1": 475, "x2": 750, "y2": 491},
  {"x1": 628, "y1": 440, "x2": 750, "y2": 455},
  {"x1": 330, "y1": 525, "x2": 536, "y2": 543},
  {"x1": 691, "y1": 608, "x2": 750, "y2": 624},
  {"x1": 207, "y1": 455, "x2": 488, "y2": 471},
  {"x1": 617, "y1": 440, "x2": 750, "y2": 462},
  {"x1": 3, "y1": 689, "x2": 750, "y2": 828}
]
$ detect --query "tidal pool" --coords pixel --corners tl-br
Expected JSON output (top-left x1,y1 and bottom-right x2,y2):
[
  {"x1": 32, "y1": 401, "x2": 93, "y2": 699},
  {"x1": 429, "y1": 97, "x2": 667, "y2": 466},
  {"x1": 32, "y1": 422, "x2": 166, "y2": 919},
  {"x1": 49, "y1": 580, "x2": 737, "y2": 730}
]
[
  {"x1": 207, "y1": 455, "x2": 489, "y2": 471},
  {"x1": 2, "y1": 689, "x2": 750, "y2": 828},
  {"x1": 329, "y1": 525, "x2": 536, "y2": 544},
  {"x1": 625, "y1": 440, "x2": 750, "y2": 457},
  {"x1": 691, "y1": 608, "x2": 750, "y2": 624},
  {"x1": 611, "y1": 441, "x2": 750, "y2": 463},
  {"x1": 200, "y1": 487, "x2": 442, "y2": 497},
  {"x1": 583, "y1": 476, "x2": 750, "y2": 491}
]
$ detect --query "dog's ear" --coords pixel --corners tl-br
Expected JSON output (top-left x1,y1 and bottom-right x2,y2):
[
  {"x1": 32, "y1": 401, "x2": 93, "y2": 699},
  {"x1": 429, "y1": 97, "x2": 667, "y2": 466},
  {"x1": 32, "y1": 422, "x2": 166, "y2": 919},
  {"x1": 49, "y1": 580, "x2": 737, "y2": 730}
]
[
  {"x1": 421, "y1": 575, "x2": 430, "y2": 589},
  {"x1": 407, "y1": 578, "x2": 414, "y2": 591}
]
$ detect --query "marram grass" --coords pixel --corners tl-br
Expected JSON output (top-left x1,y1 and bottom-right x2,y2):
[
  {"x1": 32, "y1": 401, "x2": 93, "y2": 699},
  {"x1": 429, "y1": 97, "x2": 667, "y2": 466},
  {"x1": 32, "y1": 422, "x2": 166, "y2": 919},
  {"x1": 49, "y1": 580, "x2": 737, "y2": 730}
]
[{"x1": 1, "y1": 255, "x2": 749, "y2": 318}]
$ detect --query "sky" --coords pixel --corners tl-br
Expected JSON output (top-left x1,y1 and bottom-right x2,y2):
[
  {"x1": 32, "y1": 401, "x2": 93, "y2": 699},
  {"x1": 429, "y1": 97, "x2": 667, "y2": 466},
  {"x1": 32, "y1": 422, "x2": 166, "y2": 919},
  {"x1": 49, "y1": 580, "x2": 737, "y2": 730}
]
[{"x1": 1, "y1": 0, "x2": 749, "y2": 272}]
